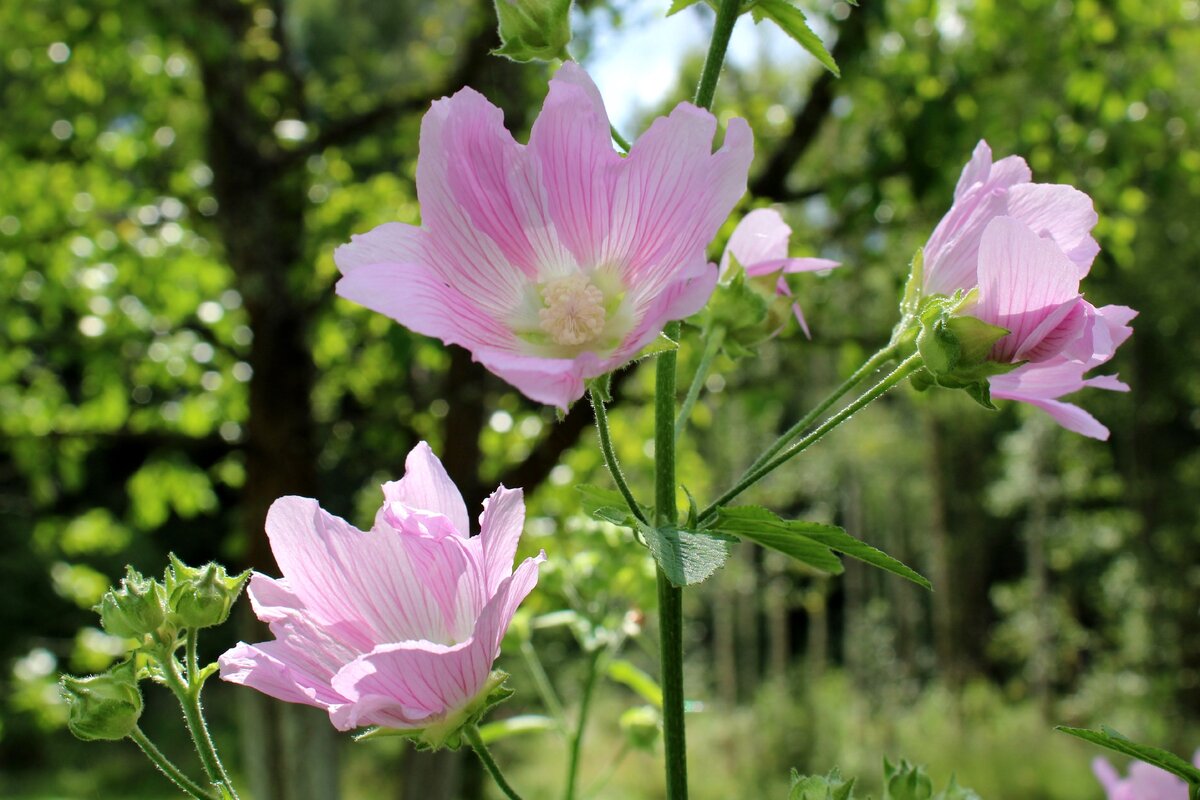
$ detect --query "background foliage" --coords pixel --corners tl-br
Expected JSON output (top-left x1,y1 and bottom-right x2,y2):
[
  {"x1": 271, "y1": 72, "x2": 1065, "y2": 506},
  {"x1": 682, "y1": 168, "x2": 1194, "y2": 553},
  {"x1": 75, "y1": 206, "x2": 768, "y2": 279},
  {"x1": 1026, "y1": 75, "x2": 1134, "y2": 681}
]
[{"x1": 1, "y1": 0, "x2": 1197, "y2": 797}]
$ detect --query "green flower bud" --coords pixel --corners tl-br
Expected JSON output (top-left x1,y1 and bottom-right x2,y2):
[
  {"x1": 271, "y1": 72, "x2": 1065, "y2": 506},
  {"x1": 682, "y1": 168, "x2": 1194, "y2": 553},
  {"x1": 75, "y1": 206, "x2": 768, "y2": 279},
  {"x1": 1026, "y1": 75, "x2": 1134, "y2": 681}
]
[
  {"x1": 789, "y1": 767, "x2": 857, "y2": 800},
  {"x1": 165, "y1": 554, "x2": 249, "y2": 630},
  {"x1": 95, "y1": 566, "x2": 169, "y2": 639},
  {"x1": 61, "y1": 660, "x2": 143, "y2": 741},
  {"x1": 883, "y1": 758, "x2": 934, "y2": 800},
  {"x1": 618, "y1": 705, "x2": 660, "y2": 752},
  {"x1": 492, "y1": 0, "x2": 572, "y2": 63}
]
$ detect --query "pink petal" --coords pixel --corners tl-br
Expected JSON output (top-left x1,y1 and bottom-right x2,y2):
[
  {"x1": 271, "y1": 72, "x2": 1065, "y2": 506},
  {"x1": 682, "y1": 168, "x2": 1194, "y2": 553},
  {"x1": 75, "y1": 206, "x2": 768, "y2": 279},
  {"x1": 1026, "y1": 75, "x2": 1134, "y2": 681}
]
[
  {"x1": 527, "y1": 61, "x2": 624, "y2": 269},
  {"x1": 953, "y1": 141, "x2": 1032, "y2": 201},
  {"x1": 976, "y1": 217, "x2": 1084, "y2": 362},
  {"x1": 382, "y1": 442, "x2": 471, "y2": 535},
  {"x1": 331, "y1": 554, "x2": 544, "y2": 730},
  {"x1": 720, "y1": 208, "x2": 792, "y2": 277},
  {"x1": 477, "y1": 486, "x2": 526, "y2": 596},
  {"x1": 1006, "y1": 182, "x2": 1100, "y2": 275},
  {"x1": 219, "y1": 634, "x2": 352, "y2": 715},
  {"x1": 334, "y1": 222, "x2": 424, "y2": 275},
  {"x1": 472, "y1": 349, "x2": 605, "y2": 411},
  {"x1": 1092, "y1": 757, "x2": 1122, "y2": 794},
  {"x1": 613, "y1": 110, "x2": 753, "y2": 305},
  {"x1": 336, "y1": 261, "x2": 518, "y2": 353}
]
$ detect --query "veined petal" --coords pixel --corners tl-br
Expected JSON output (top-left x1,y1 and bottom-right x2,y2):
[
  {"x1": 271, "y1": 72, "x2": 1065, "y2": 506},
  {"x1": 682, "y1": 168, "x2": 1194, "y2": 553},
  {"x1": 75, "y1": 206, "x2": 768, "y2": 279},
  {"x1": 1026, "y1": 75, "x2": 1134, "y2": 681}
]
[
  {"x1": 1006, "y1": 183, "x2": 1100, "y2": 275},
  {"x1": 720, "y1": 208, "x2": 791, "y2": 277},
  {"x1": 218, "y1": 639, "x2": 350, "y2": 714},
  {"x1": 473, "y1": 348, "x2": 605, "y2": 411},
  {"x1": 477, "y1": 486, "x2": 525, "y2": 597},
  {"x1": 382, "y1": 442, "x2": 471, "y2": 535},
  {"x1": 334, "y1": 222, "x2": 424, "y2": 274}
]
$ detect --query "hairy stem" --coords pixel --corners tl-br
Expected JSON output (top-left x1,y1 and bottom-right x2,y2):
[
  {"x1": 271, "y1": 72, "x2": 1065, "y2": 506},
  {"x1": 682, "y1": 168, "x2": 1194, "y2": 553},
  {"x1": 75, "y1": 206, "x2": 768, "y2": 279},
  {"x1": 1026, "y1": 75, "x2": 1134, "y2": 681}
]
[
  {"x1": 165, "y1": 633, "x2": 240, "y2": 799},
  {"x1": 590, "y1": 386, "x2": 649, "y2": 526},
  {"x1": 129, "y1": 725, "x2": 217, "y2": 799},
  {"x1": 701, "y1": 354, "x2": 923, "y2": 519},
  {"x1": 466, "y1": 724, "x2": 526, "y2": 800}
]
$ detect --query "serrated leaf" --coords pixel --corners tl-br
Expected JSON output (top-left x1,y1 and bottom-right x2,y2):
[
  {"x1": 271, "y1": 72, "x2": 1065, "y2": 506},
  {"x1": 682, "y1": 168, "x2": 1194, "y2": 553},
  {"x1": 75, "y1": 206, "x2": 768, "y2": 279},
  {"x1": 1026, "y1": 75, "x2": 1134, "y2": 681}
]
[
  {"x1": 667, "y1": 0, "x2": 705, "y2": 15},
  {"x1": 576, "y1": 484, "x2": 643, "y2": 527},
  {"x1": 1056, "y1": 726, "x2": 1200, "y2": 786},
  {"x1": 607, "y1": 658, "x2": 663, "y2": 708},
  {"x1": 753, "y1": 0, "x2": 839, "y2": 76},
  {"x1": 714, "y1": 507, "x2": 843, "y2": 574},
  {"x1": 714, "y1": 506, "x2": 932, "y2": 589},
  {"x1": 642, "y1": 525, "x2": 731, "y2": 586},
  {"x1": 477, "y1": 714, "x2": 557, "y2": 744}
]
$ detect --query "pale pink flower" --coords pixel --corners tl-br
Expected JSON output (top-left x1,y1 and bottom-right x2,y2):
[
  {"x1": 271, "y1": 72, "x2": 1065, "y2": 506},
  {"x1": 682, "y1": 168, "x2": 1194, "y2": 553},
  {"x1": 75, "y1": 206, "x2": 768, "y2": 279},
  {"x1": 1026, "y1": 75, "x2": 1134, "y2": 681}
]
[
  {"x1": 924, "y1": 140, "x2": 1099, "y2": 297},
  {"x1": 219, "y1": 442, "x2": 544, "y2": 733},
  {"x1": 719, "y1": 208, "x2": 840, "y2": 338},
  {"x1": 1092, "y1": 750, "x2": 1200, "y2": 800},
  {"x1": 334, "y1": 62, "x2": 754, "y2": 410},
  {"x1": 924, "y1": 142, "x2": 1134, "y2": 440}
]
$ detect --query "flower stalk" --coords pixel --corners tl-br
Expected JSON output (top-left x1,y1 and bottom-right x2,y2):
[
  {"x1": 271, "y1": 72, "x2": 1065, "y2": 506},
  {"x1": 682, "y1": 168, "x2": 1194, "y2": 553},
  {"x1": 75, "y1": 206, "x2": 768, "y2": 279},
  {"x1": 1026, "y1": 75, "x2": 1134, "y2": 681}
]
[
  {"x1": 675, "y1": 325, "x2": 726, "y2": 438},
  {"x1": 129, "y1": 725, "x2": 217, "y2": 800},
  {"x1": 164, "y1": 633, "x2": 240, "y2": 800},
  {"x1": 591, "y1": 386, "x2": 648, "y2": 526},
  {"x1": 466, "y1": 724, "x2": 527, "y2": 800}
]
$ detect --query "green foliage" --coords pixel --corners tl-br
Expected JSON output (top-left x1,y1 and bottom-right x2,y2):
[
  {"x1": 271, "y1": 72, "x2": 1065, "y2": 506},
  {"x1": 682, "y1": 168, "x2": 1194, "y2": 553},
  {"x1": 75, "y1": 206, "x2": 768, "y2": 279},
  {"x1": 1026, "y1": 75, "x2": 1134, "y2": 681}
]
[
  {"x1": 712, "y1": 506, "x2": 931, "y2": 589},
  {"x1": 749, "y1": 0, "x2": 839, "y2": 76},
  {"x1": 1056, "y1": 725, "x2": 1200, "y2": 787},
  {"x1": 642, "y1": 525, "x2": 732, "y2": 587},
  {"x1": 492, "y1": 0, "x2": 573, "y2": 62}
]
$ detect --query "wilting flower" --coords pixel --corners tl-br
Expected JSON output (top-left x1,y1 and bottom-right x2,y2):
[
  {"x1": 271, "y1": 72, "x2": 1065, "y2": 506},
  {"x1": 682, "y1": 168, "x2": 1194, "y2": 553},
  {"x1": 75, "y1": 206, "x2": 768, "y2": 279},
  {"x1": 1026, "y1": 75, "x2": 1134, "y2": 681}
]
[
  {"x1": 219, "y1": 443, "x2": 544, "y2": 738},
  {"x1": 334, "y1": 62, "x2": 753, "y2": 410},
  {"x1": 1093, "y1": 751, "x2": 1200, "y2": 800},
  {"x1": 719, "y1": 208, "x2": 839, "y2": 338},
  {"x1": 923, "y1": 142, "x2": 1134, "y2": 439}
]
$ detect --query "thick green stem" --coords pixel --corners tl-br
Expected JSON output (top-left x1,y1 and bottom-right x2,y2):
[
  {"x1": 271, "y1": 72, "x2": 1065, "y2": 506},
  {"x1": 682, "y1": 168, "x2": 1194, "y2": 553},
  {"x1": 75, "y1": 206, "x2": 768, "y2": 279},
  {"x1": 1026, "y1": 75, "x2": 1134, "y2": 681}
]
[
  {"x1": 564, "y1": 647, "x2": 603, "y2": 800},
  {"x1": 166, "y1": 634, "x2": 240, "y2": 800},
  {"x1": 675, "y1": 325, "x2": 725, "y2": 438},
  {"x1": 700, "y1": 354, "x2": 923, "y2": 520},
  {"x1": 654, "y1": 320, "x2": 688, "y2": 800},
  {"x1": 693, "y1": 0, "x2": 743, "y2": 111},
  {"x1": 590, "y1": 387, "x2": 648, "y2": 526},
  {"x1": 465, "y1": 724, "x2": 526, "y2": 800},
  {"x1": 129, "y1": 725, "x2": 217, "y2": 800},
  {"x1": 743, "y1": 344, "x2": 898, "y2": 476}
]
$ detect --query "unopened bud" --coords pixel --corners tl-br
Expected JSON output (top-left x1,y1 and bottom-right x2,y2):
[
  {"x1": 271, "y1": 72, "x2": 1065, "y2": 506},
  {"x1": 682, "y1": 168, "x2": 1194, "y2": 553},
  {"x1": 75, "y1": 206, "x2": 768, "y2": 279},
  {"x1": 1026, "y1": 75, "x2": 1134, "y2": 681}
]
[
  {"x1": 95, "y1": 567, "x2": 169, "y2": 639},
  {"x1": 61, "y1": 660, "x2": 143, "y2": 741},
  {"x1": 165, "y1": 554, "x2": 249, "y2": 630},
  {"x1": 492, "y1": 0, "x2": 573, "y2": 63}
]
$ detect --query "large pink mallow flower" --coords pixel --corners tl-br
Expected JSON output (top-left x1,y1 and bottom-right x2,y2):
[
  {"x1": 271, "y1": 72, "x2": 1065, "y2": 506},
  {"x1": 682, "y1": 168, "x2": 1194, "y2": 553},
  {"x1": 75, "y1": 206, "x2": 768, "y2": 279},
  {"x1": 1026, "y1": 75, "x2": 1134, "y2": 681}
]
[
  {"x1": 719, "y1": 208, "x2": 840, "y2": 338},
  {"x1": 219, "y1": 442, "x2": 544, "y2": 734},
  {"x1": 1093, "y1": 751, "x2": 1200, "y2": 800},
  {"x1": 334, "y1": 61, "x2": 753, "y2": 410},
  {"x1": 926, "y1": 142, "x2": 1135, "y2": 440}
]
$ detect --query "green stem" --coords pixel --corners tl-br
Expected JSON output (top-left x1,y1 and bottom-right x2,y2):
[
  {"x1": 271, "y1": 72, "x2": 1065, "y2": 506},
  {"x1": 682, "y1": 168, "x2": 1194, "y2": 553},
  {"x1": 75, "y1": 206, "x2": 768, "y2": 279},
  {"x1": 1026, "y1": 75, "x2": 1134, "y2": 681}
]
[
  {"x1": 590, "y1": 387, "x2": 649, "y2": 526},
  {"x1": 520, "y1": 638, "x2": 567, "y2": 732},
  {"x1": 465, "y1": 724, "x2": 526, "y2": 800},
  {"x1": 742, "y1": 344, "x2": 898, "y2": 476},
  {"x1": 675, "y1": 325, "x2": 725, "y2": 438},
  {"x1": 610, "y1": 124, "x2": 632, "y2": 154},
  {"x1": 165, "y1": 634, "x2": 240, "y2": 800},
  {"x1": 654, "y1": 320, "x2": 688, "y2": 800},
  {"x1": 693, "y1": 0, "x2": 743, "y2": 111},
  {"x1": 700, "y1": 354, "x2": 923, "y2": 520},
  {"x1": 564, "y1": 647, "x2": 604, "y2": 800},
  {"x1": 129, "y1": 725, "x2": 217, "y2": 800}
]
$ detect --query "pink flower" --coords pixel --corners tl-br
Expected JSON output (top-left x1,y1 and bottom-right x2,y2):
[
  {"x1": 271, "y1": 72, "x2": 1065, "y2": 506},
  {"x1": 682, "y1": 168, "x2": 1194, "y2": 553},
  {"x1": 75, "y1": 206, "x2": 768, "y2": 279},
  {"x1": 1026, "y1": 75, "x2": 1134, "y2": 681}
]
[
  {"x1": 1093, "y1": 751, "x2": 1200, "y2": 800},
  {"x1": 719, "y1": 208, "x2": 840, "y2": 338},
  {"x1": 334, "y1": 62, "x2": 754, "y2": 410},
  {"x1": 924, "y1": 140, "x2": 1099, "y2": 297},
  {"x1": 925, "y1": 142, "x2": 1134, "y2": 440},
  {"x1": 218, "y1": 442, "x2": 544, "y2": 734}
]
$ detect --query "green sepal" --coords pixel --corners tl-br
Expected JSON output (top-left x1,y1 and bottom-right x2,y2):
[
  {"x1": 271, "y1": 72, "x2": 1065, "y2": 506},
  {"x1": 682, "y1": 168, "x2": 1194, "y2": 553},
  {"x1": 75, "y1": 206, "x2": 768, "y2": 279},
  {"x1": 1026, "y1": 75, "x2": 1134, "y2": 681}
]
[
  {"x1": 704, "y1": 259, "x2": 769, "y2": 339},
  {"x1": 61, "y1": 659, "x2": 144, "y2": 742},
  {"x1": 355, "y1": 671, "x2": 515, "y2": 751},
  {"x1": 632, "y1": 332, "x2": 680, "y2": 362},
  {"x1": 587, "y1": 374, "x2": 613, "y2": 403},
  {"x1": 492, "y1": 0, "x2": 573, "y2": 63},
  {"x1": 900, "y1": 248, "x2": 925, "y2": 316},
  {"x1": 712, "y1": 506, "x2": 931, "y2": 589},
  {"x1": 1055, "y1": 725, "x2": 1200, "y2": 787},
  {"x1": 639, "y1": 523, "x2": 732, "y2": 587},
  {"x1": 935, "y1": 776, "x2": 982, "y2": 800},
  {"x1": 883, "y1": 758, "x2": 934, "y2": 800},
  {"x1": 164, "y1": 554, "x2": 250, "y2": 630},
  {"x1": 789, "y1": 767, "x2": 858, "y2": 800},
  {"x1": 95, "y1": 566, "x2": 171, "y2": 641}
]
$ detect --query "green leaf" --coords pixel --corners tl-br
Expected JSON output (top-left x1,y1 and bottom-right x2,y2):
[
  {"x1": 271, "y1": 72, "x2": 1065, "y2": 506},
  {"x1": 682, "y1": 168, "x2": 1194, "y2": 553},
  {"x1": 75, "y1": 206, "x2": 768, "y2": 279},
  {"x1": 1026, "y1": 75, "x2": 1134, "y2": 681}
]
[
  {"x1": 477, "y1": 714, "x2": 557, "y2": 744},
  {"x1": 641, "y1": 525, "x2": 731, "y2": 586},
  {"x1": 666, "y1": 0, "x2": 705, "y2": 15},
  {"x1": 606, "y1": 658, "x2": 663, "y2": 708},
  {"x1": 1056, "y1": 725, "x2": 1200, "y2": 786},
  {"x1": 753, "y1": 0, "x2": 839, "y2": 76},
  {"x1": 713, "y1": 506, "x2": 932, "y2": 589}
]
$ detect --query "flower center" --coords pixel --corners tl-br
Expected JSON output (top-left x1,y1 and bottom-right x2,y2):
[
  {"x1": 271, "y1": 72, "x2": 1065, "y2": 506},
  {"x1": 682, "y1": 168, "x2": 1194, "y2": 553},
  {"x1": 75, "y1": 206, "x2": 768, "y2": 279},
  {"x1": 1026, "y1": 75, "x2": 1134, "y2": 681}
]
[{"x1": 538, "y1": 275, "x2": 607, "y2": 347}]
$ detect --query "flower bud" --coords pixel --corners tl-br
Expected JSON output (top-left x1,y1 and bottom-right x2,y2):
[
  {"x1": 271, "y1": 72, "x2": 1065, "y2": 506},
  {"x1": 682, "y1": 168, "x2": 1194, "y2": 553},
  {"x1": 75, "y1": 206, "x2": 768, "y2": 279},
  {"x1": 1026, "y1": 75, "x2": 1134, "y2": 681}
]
[
  {"x1": 165, "y1": 554, "x2": 249, "y2": 630},
  {"x1": 492, "y1": 0, "x2": 572, "y2": 63},
  {"x1": 619, "y1": 705, "x2": 660, "y2": 752},
  {"x1": 95, "y1": 567, "x2": 169, "y2": 639},
  {"x1": 61, "y1": 660, "x2": 143, "y2": 741},
  {"x1": 883, "y1": 757, "x2": 934, "y2": 800}
]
